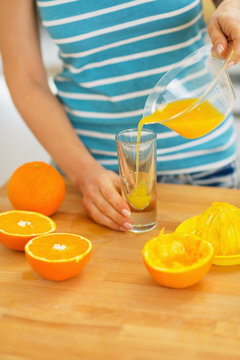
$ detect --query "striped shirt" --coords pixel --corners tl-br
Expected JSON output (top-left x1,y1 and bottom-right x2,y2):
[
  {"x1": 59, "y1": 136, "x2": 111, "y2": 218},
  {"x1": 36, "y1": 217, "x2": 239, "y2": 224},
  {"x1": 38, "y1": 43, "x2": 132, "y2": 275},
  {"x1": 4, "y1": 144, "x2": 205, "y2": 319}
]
[{"x1": 36, "y1": 0, "x2": 237, "y2": 176}]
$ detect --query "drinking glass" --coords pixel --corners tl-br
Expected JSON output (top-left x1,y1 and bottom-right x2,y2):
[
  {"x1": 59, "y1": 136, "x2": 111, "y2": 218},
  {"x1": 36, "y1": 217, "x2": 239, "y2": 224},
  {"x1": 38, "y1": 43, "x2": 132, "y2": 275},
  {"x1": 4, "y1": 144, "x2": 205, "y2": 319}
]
[{"x1": 116, "y1": 128, "x2": 157, "y2": 233}]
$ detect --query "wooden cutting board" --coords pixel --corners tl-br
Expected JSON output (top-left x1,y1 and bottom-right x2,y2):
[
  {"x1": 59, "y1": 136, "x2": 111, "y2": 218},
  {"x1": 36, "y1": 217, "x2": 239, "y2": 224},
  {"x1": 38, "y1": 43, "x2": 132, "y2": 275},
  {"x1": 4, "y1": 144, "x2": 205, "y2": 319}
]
[{"x1": 0, "y1": 179, "x2": 240, "y2": 360}]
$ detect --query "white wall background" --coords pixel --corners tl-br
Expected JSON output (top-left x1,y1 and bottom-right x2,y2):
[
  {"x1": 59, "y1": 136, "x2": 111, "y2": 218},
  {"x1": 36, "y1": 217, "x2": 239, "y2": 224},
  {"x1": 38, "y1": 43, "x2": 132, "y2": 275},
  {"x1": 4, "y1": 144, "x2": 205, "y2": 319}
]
[{"x1": 0, "y1": 28, "x2": 61, "y2": 186}]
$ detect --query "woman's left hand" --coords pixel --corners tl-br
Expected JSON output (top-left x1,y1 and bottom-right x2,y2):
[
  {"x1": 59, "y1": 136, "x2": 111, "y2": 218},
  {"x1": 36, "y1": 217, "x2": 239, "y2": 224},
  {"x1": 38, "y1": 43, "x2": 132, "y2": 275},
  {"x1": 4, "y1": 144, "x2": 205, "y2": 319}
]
[{"x1": 208, "y1": 0, "x2": 240, "y2": 66}]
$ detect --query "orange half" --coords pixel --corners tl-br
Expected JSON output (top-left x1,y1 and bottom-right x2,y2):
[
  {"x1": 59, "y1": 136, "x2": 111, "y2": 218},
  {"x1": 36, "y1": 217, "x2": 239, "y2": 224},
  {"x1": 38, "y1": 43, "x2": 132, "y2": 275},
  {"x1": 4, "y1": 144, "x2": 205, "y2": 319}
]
[
  {"x1": 25, "y1": 233, "x2": 93, "y2": 281},
  {"x1": 0, "y1": 210, "x2": 56, "y2": 251},
  {"x1": 143, "y1": 229, "x2": 214, "y2": 288}
]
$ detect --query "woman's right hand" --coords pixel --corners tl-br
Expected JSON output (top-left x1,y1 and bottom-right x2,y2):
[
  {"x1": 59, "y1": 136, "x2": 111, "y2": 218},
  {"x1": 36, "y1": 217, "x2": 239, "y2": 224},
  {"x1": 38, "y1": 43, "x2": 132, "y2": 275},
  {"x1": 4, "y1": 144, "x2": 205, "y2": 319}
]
[{"x1": 76, "y1": 163, "x2": 133, "y2": 232}]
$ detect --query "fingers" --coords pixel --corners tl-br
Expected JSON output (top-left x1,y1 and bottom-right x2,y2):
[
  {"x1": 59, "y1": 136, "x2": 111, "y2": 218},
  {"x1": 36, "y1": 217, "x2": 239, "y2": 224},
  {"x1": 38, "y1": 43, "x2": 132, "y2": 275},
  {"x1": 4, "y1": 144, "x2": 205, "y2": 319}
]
[
  {"x1": 211, "y1": 45, "x2": 234, "y2": 67},
  {"x1": 83, "y1": 192, "x2": 132, "y2": 231},
  {"x1": 84, "y1": 199, "x2": 130, "y2": 232},
  {"x1": 208, "y1": 17, "x2": 228, "y2": 58},
  {"x1": 82, "y1": 171, "x2": 133, "y2": 231},
  {"x1": 103, "y1": 172, "x2": 131, "y2": 213},
  {"x1": 99, "y1": 173, "x2": 133, "y2": 227},
  {"x1": 208, "y1": 3, "x2": 240, "y2": 66}
]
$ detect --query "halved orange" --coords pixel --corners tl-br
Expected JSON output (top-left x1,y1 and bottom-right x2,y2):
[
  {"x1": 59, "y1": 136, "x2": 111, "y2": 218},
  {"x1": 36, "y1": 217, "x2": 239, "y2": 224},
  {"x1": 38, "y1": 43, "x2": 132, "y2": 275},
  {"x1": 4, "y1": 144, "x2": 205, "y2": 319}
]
[
  {"x1": 25, "y1": 233, "x2": 92, "y2": 281},
  {"x1": 143, "y1": 229, "x2": 214, "y2": 288},
  {"x1": 0, "y1": 210, "x2": 56, "y2": 251}
]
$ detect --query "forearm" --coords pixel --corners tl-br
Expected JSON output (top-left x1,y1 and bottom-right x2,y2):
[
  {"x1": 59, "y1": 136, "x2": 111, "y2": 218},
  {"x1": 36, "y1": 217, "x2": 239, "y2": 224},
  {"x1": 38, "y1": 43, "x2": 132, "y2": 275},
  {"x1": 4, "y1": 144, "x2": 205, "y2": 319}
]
[
  {"x1": 0, "y1": 0, "x2": 132, "y2": 231},
  {"x1": 5, "y1": 74, "x2": 99, "y2": 190}
]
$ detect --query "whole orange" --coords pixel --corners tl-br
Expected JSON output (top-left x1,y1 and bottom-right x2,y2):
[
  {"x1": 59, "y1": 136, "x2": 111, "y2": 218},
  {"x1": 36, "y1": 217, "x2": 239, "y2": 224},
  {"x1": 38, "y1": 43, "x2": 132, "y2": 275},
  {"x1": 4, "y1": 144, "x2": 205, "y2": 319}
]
[{"x1": 8, "y1": 161, "x2": 65, "y2": 216}]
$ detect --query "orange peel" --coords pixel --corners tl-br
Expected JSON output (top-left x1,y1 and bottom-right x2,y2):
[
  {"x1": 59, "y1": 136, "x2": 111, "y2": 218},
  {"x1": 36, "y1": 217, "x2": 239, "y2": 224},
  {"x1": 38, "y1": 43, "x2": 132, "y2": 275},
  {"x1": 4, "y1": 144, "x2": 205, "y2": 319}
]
[{"x1": 143, "y1": 229, "x2": 214, "y2": 288}]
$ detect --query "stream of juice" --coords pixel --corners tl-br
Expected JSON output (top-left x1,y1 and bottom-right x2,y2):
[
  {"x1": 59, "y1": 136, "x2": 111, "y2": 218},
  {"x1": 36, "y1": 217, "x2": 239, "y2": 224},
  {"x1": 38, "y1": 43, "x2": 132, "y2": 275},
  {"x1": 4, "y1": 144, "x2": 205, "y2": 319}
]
[{"x1": 127, "y1": 98, "x2": 225, "y2": 210}]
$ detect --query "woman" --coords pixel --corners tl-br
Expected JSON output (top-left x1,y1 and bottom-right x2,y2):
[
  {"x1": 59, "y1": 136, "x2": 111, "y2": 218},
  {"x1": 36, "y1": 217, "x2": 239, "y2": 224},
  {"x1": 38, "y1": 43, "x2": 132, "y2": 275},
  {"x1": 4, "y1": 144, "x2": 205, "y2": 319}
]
[{"x1": 0, "y1": 0, "x2": 240, "y2": 231}]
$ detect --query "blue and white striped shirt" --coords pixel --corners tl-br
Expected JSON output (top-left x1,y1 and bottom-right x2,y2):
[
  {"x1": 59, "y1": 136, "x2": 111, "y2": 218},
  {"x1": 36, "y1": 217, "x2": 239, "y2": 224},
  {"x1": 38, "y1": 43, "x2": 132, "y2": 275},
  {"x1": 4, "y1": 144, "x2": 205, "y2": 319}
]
[{"x1": 36, "y1": 0, "x2": 237, "y2": 176}]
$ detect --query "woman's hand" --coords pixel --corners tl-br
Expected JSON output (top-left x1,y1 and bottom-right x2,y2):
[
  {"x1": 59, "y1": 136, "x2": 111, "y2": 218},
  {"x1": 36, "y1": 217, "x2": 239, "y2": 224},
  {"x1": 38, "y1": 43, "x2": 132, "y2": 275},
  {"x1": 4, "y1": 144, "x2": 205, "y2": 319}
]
[
  {"x1": 76, "y1": 163, "x2": 133, "y2": 232},
  {"x1": 208, "y1": 0, "x2": 240, "y2": 66}
]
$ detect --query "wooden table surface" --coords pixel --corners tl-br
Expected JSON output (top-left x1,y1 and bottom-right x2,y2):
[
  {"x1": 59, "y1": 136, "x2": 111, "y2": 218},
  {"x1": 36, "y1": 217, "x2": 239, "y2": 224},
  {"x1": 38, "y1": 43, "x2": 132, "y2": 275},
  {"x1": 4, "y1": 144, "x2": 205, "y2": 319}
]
[{"x1": 0, "y1": 179, "x2": 240, "y2": 360}]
